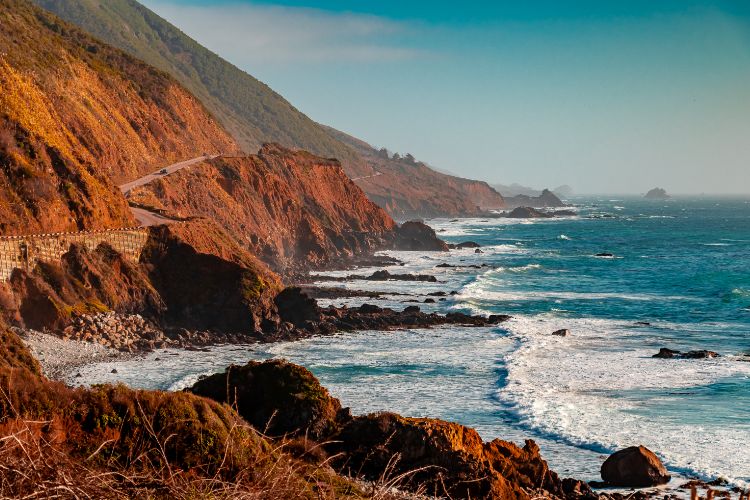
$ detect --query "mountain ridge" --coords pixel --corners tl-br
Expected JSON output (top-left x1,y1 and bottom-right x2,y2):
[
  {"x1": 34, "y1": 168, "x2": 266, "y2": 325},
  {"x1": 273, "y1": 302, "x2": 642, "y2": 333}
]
[{"x1": 35, "y1": 0, "x2": 513, "y2": 218}]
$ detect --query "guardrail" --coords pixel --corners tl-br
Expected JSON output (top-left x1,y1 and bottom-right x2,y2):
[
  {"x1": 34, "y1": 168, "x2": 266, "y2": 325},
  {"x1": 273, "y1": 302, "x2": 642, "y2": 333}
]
[{"x1": 0, "y1": 227, "x2": 149, "y2": 282}]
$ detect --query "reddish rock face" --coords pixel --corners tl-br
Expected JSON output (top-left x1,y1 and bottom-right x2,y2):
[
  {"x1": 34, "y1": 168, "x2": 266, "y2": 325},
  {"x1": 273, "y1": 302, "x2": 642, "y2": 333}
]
[
  {"x1": 0, "y1": 0, "x2": 237, "y2": 235},
  {"x1": 129, "y1": 144, "x2": 397, "y2": 273},
  {"x1": 601, "y1": 445, "x2": 671, "y2": 487}
]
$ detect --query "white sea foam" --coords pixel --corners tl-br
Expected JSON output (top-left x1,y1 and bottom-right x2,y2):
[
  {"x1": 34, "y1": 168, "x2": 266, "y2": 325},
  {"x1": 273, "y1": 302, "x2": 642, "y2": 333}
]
[
  {"x1": 498, "y1": 314, "x2": 750, "y2": 487},
  {"x1": 458, "y1": 288, "x2": 696, "y2": 304}
]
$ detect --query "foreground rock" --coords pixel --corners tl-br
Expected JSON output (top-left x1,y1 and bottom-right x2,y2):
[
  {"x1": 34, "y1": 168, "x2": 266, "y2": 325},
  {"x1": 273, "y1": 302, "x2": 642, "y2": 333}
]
[
  {"x1": 600, "y1": 446, "x2": 671, "y2": 487},
  {"x1": 192, "y1": 359, "x2": 595, "y2": 499},
  {"x1": 653, "y1": 348, "x2": 720, "y2": 359},
  {"x1": 189, "y1": 360, "x2": 347, "y2": 439}
]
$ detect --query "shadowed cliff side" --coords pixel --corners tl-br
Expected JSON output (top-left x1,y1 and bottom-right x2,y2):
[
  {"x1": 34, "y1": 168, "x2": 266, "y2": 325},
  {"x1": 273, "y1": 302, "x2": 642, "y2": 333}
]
[{"x1": 0, "y1": 219, "x2": 282, "y2": 334}]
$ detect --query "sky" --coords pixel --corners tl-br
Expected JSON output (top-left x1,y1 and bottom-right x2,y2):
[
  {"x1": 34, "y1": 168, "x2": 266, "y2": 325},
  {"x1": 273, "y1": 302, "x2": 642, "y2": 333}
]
[{"x1": 141, "y1": 0, "x2": 750, "y2": 194}]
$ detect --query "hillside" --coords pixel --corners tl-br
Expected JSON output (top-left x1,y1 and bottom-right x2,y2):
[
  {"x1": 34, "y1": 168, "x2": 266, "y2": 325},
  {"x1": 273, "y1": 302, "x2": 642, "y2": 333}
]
[
  {"x1": 34, "y1": 0, "x2": 513, "y2": 218},
  {"x1": 128, "y1": 144, "x2": 397, "y2": 272},
  {"x1": 325, "y1": 127, "x2": 506, "y2": 218},
  {"x1": 0, "y1": 0, "x2": 236, "y2": 234},
  {"x1": 32, "y1": 0, "x2": 360, "y2": 165}
]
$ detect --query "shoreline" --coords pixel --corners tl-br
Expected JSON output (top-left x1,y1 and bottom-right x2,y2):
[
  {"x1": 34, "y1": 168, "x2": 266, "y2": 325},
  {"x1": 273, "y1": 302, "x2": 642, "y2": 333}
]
[
  {"x1": 19, "y1": 325, "x2": 739, "y2": 499},
  {"x1": 13, "y1": 208, "x2": 749, "y2": 496}
]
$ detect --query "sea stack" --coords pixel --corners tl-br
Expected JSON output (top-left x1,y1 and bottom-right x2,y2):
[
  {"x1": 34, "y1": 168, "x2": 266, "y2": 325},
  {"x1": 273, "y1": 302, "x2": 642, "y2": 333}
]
[{"x1": 644, "y1": 188, "x2": 670, "y2": 199}]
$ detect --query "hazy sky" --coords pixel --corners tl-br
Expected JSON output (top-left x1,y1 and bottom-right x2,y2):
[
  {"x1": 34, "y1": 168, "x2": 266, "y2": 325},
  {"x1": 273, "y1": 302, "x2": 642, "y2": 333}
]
[{"x1": 142, "y1": 0, "x2": 750, "y2": 194}]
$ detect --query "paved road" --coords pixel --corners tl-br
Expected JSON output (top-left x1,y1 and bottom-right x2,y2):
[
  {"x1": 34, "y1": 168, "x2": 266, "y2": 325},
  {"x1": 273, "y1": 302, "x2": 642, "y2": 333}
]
[
  {"x1": 351, "y1": 171, "x2": 383, "y2": 182},
  {"x1": 119, "y1": 154, "x2": 219, "y2": 195},
  {"x1": 129, "y1": 206, "x2": 181, "y2": 227},
  {"x1": 118, "y1": 153, "x2": 220, "y2": 226}
]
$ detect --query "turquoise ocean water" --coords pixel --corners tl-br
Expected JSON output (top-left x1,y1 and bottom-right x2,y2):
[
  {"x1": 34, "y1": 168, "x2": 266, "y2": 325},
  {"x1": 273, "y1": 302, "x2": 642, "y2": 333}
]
[{"x1": 75, "y1": 197, "x2": 750, "y2": 486}]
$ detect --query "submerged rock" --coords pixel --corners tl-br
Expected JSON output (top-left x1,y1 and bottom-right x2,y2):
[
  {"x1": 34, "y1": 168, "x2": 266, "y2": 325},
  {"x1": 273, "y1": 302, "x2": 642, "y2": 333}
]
[{"x1": 600, "y1": 445, "x2": 671, "y2": 487}]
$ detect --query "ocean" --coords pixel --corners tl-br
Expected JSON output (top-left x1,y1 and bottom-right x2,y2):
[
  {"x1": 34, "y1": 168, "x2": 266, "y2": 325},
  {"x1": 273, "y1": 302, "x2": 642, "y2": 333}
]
[{"x1": 72, "y1": 196, "x2": 750, "y2": 487}]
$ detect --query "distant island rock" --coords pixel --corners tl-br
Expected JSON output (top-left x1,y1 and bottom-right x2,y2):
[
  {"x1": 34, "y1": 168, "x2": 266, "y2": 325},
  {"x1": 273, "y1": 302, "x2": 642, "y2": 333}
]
[
  {"x1": 505, "y1": 189, "x2": 566, "y2": 208},
  {"x1": 644, "y1": 188, "x2": 670, "y2": 199}
]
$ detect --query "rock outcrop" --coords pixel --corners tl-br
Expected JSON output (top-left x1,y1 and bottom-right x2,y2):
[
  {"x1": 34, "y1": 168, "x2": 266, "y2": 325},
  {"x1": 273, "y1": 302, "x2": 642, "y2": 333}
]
[
  {"x1": 645, "y1": 188, "x2": 670, "y2": 200},
  {"x1": 393, "y1": 220, "x2": 450, "y2": 251},
  {"x1": 653, "y1": 348, "x2": 720, "y2": 359},
  {"x1": 505, "y1": 189, "x2": 566, "y2": 209},
  {"x1": 506, "y1": 207, "x2": 553, "y2": 219},
  {"x1": 600, "y1": 446, "x2": 671, "y2": 487},
  {"x1": 189, "y1": 359, "x2": 347, "y2": 439}
]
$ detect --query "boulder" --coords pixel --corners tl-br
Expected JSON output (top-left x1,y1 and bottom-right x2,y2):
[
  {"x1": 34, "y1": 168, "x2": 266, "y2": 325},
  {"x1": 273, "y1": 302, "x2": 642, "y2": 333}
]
[
  {"x1": 393, "y1": 221, "x2": 449, "y2": 251},
  {"x1": 600, "y1": 446, "x2": 671, "y2": 487},
  {"x1": 653, "y1": 348, "x2": 681, "y2": 358},
  {"x1": 453, "y1": 241, "x2": 481, "y2": 249},
  {"x1": 274, "y1": 287, "x2": 321, "y2": 327},
  {"x1": 552, "y1": 329, "x2": 570, "y2": 337},
  {"x1": 188, "y1": 359, "x2": 347, "y2": 439},
  {"x1": 506, "y1": 207, "x2": 552, "y2": 219}
]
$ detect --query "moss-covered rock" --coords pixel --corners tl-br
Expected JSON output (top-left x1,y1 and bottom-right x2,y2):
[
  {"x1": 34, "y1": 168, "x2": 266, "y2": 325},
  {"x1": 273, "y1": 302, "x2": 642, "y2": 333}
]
[{"x1": 189, "y1": 359, "x2": 346, "y2": 439}]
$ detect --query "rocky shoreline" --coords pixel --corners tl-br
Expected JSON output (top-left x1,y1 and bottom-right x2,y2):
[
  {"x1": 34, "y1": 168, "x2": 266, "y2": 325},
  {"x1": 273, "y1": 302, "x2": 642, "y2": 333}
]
[{"x1": 9, "y1": 234, "x2": 745, "y2": 499}]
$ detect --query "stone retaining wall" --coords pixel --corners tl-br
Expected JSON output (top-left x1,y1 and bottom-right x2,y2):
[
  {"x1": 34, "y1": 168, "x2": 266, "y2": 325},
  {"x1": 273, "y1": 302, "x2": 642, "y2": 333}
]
[{"x1": 0, "y1": 228, "x2": 149, "y2": 281}]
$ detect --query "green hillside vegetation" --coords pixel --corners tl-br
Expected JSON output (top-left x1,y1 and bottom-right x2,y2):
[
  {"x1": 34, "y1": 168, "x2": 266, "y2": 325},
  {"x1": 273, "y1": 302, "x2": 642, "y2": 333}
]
[{"x1": 34, "y1": 0, "x2": 358, "y2": 163}]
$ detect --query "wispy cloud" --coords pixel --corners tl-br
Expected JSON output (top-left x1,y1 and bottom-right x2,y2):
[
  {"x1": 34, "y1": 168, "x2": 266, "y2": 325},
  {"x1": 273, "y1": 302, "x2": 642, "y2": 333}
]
[{"x1": 142, "y1": 1, "x2": 425, "y2": 65}]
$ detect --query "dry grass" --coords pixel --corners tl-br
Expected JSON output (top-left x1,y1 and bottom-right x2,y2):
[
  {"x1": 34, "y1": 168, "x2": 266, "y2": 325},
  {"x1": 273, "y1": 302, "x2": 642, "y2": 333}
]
[{"x1": 0, "y1": 376, "x2": 424, "y2": 500}]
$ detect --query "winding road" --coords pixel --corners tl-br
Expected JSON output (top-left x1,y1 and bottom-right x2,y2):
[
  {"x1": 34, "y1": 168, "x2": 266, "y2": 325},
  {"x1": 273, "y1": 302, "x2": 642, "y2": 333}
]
[
  {"x1": 119, "y1": 154, "x2": 220, "y2": 226},
  {"x1": 119, "y1": 154, "x2": 219, "y2": 195},
  {"x1": 351, "y1": 171, "x2": 383, "y2": 182}
]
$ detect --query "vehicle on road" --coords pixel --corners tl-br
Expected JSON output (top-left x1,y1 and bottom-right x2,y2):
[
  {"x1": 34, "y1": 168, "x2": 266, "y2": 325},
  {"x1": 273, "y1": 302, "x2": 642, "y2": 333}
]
[{"x1": 159, "y1": 168, "x2": 168, "y2": 175}]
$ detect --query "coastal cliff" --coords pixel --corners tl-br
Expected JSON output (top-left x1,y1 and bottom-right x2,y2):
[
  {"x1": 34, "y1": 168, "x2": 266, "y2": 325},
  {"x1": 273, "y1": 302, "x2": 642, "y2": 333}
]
[
  {"x1": 0, "y1": 0, "x2": 236, "y2": 234},
  {"x1": 128, "y1": 144, "x2": 397, "y2": 272},
  {"x1": 36, "y1": 0, "x2": 512, "y2": 219}
]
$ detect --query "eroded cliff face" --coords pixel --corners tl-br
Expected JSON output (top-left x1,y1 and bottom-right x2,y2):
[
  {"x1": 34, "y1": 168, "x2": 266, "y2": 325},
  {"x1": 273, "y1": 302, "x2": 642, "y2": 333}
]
[
  {"x1": 129, "y1": 144, "x2": 397, "y2": 272},
  {"x1": 0, "y1": 0, "x2": 236, "y2": 234}
]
